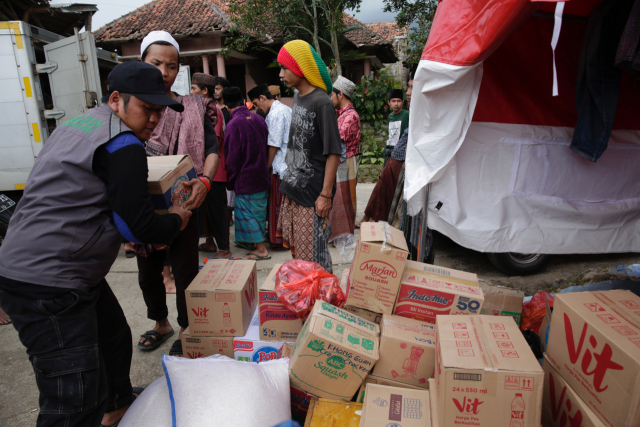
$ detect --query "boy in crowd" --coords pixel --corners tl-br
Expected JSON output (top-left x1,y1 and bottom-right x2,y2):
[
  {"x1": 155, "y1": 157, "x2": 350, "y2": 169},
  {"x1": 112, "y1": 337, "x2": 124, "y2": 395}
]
[
  {"x1": 214, "y1": 76, "x2": 231, "y2": 124},
  {"x1": 276, "y1": 40, "x2": 342, "y2": 271},
  {"x1": 384, "y1": 88, "x2": 409, "y2": 165},
  {"x1": 248, "y1": 83, "x2": 292, "y2": 250}
]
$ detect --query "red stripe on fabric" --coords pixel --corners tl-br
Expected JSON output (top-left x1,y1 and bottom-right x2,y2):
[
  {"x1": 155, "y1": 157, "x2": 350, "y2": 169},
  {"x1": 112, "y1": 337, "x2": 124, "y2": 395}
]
[{"x1": 277, "y1": 49, "x2": 304, "y2": 78}]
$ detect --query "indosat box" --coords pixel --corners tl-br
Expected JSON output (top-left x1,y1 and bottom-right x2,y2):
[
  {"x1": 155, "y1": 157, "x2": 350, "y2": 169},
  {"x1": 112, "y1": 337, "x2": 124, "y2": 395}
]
[
  {"x1": 545, "y1": 290, "x2": 640, "y2": 427},
  {"x1": 435, "y1": 315, "x2": 544, "y2": 427},
  {"x1": 356, "y1": 374, "x2": 425, "y2": 403},
  {"x1": 259, "y1": 264, "x2": 303, "y2": 342},
  {"x1": 185, "y1": 259, "x2": 257, "y2": 337},
  {"x1": 233, "y1": 311, "x2": 286, "y2": 363},
  {"x1": 359, "y1": 383, "x2": 431, "y2": 427},
  {"x1": 346, "y1": 222, "x2": 409, "y2": 314},
  {"x1": 394, "y1": 261, "x2": 483, "y2": 324},
  {"x1": 181, "y1": 326, "x2": 234, "y2": 359},
  {"x1": 147, "y1": 154, "x2": 196, "y2": 213},
  {"x1": 372, "y1": 314, "x2": 437, "y2": 388},
  {"x1": 288, "y1": 301, "x2": 380, "y2": 400},
  {"x1": 479, "y1": 283, "x2": 524, "y2": 325},
  {"x1": 541, "y1": 356, "x2": 606, "y2": 427}
]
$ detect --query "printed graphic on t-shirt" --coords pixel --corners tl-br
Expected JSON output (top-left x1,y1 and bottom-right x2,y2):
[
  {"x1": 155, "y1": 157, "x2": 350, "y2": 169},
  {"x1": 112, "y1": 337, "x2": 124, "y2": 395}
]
[
  {"x1": 282, "y1": 104, "x2": 316, "y2": 189},
  {"x1": 387, "y1": 121, "x2": 402, "y2": 146}
]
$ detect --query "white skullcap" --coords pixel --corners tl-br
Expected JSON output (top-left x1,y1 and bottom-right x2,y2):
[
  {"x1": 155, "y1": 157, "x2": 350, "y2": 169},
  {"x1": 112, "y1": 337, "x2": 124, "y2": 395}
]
[
  {"x1": 333, "y1": 76, "x2": 356, "y2": 98},
  {"x1": 140, "y1": 31, "x2": 180, "y2": 57}
]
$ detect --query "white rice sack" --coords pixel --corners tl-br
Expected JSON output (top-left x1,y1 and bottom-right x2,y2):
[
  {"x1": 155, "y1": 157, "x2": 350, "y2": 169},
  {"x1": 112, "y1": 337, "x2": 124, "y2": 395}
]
[
  {"x1": 119, "y1": 376, "x2": 172, "y2": 427},
  {"x1": 162, "y1": 354, "x2": 291, "y2": 427}
]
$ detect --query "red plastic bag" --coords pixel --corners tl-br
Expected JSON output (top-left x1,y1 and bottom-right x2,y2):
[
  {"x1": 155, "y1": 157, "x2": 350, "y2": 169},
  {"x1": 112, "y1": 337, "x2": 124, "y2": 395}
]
[
  {"x1": 520, "y1": 291, "x2": 554, "y2": 335},
  {"x1": 275, "y1": 259, "x2": 345, "y2": 321}
]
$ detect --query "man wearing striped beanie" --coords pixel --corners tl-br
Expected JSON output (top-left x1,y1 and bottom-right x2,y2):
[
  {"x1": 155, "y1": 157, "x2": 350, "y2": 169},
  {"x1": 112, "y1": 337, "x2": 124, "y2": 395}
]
[{"x1": 276, "y1": 40, "x2": 342, "y2": 272}]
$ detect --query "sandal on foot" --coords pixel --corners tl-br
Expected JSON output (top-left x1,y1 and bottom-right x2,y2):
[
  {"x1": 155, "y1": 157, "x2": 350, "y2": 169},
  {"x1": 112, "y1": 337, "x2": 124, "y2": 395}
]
[
  {"x1": 169, "y1": 339, "x2": 183, "y2": 356},
  {"x1": 198, "y1": 244, "x2": 218, "y2": 253},
  {"x1": 241, "y1": 252, "x2": 272, "y2": 261},
  {"x1": 137, "y1": 329, "x2": 174, "y2": 351},
  {"x1": 234, "y1": 241, "x2": 256, "y2": 251}
]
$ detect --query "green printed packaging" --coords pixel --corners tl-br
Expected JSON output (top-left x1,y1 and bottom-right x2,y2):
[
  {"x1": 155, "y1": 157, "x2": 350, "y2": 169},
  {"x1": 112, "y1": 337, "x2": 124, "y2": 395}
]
[{"x1": 288, "y1": 300, "x2": 380, "y2": 400}]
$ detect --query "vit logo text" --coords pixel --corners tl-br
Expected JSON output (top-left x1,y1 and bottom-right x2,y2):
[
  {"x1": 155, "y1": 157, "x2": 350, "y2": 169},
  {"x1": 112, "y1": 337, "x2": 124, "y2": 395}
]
[
  {"x1": 191, "y1": 307, "x2": 210, "y2": 317},
  {"x1": 548, "y1": 372, "x2": 584, "y2": 427},
  {"x1": 453, "y1": 396, "x2": 483, "y2": 415}
]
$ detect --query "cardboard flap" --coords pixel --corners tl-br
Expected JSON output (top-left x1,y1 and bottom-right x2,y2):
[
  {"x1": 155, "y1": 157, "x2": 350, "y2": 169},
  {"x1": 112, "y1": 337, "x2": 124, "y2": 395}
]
[
  {"x1": 259, "y1": 264, "x2": 283, "y2": 292},
  {"x1": 147, "y1": 155, "x2": 191, "y2": 181},
  {"x1": 359, "y1": 222, "x2": 409, "y2": 252},
  {"x1": 188, "y1": 259, "x2": 256, "y2": 291},
  {"x1": 402, "y1": 260, "x2": 480, "y2": 289},
  {"x1": 308, "y1": 312, "x2": 379, "y2": 359},
  {"x1": 382, "y1": 314, "x2": 437, "y2": 346},
  {"x1": 310, "y1": 301, "x2": 380, "y2": 336}
]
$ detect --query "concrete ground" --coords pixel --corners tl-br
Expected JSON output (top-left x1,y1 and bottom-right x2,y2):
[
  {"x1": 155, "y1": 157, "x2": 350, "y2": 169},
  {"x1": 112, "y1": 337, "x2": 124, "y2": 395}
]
[{"x1": 0, "y1": 183, "x2": 636, "y2": 425}]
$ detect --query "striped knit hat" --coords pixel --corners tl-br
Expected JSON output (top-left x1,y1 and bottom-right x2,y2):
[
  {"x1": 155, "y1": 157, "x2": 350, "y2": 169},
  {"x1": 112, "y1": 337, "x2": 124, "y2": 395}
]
[{"x1": 277, "y1": 40, "x2": 332, "y2": 94}]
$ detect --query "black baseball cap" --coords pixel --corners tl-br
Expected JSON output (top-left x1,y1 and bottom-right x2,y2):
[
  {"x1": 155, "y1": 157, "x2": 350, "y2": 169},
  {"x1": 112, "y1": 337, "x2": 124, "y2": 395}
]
[{"x1": 107, "y1": 61, "x2": 184, "y2": 112}]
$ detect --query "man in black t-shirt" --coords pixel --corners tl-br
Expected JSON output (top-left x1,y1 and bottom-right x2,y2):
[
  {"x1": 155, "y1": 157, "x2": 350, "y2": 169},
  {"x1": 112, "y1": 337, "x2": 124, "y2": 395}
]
[
  {"x1": 276, "y1": 40, "x2": 342, "y2": 271},
  {"x1": 214, "y1": 76, "x2": 231, "y2": 125}
]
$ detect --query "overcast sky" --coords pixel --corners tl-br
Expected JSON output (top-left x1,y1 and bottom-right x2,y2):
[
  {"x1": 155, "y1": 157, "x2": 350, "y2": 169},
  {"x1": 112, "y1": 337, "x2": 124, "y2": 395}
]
[{"x1": 50, "y1": 0, "x2": 396, "y2": 30}]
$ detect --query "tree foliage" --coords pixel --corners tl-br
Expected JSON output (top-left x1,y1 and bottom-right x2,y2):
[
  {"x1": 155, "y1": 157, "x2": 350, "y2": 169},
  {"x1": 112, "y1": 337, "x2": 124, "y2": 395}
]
[{"x1": 383, "y1": 0, "x2": 438, "y2": 65}]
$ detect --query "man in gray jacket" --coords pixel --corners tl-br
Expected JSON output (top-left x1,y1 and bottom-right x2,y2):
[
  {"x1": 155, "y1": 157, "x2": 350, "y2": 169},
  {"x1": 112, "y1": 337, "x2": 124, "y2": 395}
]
[{"x1": 0, "y1": 61, "x2": 190, "y2": 427}]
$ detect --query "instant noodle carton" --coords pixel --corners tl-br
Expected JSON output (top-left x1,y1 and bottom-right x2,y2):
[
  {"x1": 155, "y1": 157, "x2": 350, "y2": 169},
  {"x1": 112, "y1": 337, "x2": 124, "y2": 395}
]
[
  {"x1": 545, "y1": 290, "x2": 640, "y2": 427},
  {"x1": 233, "y1": 311, "x2": 287, "y2": 363},
  {"x1": 372, "y1": 314, "x2": 437, "y2": 388},
  {"x1": 288, "y1": 300, "x2": 380, "y2": 400},
  {"x1": 359, "y1": 384, "x2": 431, "y2": 427},
  {"x1": 394, "y1": 261, "x2": 482, "y2": 324},
  {"x1": 259, "y1": 264, "x2": 303, "y2": 342},
  {"x1": 435, "y1": 315, "x2": 544, "y2": 427},
  {"x1": 541, "y1": 356, "x2": 606, "y2": 427},
  {"x1": 147, "y1": 155, "x2": 195, "y2": 213},
  {"x1": 346, "y1": 222, "x2": 409, "y2": 314},
  {"x1": 356, "y1": 374, "x2": 425, "y2": 403},
  {"x1": 181, "y1": 327, "x2": 234, "y2": 359},
  {"x1": 185, "y1": 259, "x2": 257, "y2": 337}
]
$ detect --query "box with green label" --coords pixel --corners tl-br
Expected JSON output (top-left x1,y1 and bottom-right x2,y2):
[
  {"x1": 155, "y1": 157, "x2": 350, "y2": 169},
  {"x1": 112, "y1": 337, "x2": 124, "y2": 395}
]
[{"x1": 288, "y1": 300, "x2": 380, "y2": 401}]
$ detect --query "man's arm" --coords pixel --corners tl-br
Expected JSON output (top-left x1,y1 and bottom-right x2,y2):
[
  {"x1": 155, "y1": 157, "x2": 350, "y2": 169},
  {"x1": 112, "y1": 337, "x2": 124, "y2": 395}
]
[
  {"x1": 315, "y1": 154, "x2": 340, "y2": 217},
  {"x1": 267, "y1": 146, "x2": 278, "y2": 169}
]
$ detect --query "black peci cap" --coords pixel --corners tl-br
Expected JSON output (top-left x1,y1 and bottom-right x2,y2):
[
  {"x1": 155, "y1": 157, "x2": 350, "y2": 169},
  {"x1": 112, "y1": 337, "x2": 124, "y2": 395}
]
[
  {"x1": 247, "y1": 84, "x2": 270, "y2": 102},
  {"x1": 107, "y1": 61, "x2": 184, "y2": 112},
  {"x1": 222, "y1": 87, "x2": 244, "y2": 105},
  {"x1": 388, "y1": 89, "x2": 404, "y2": 101}
]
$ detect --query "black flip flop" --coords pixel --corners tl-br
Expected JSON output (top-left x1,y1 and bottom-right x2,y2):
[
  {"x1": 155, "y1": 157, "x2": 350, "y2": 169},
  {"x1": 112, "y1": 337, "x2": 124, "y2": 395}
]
[
  {"x1": 169, "y1": 339, "x2": 183, "y2": 356},
  {"x1": 234, "y1": 241, "x2": 256, "y2": 251},
  {"x1": 137, "y1": 329, "x2": 174, "y2": 351}
]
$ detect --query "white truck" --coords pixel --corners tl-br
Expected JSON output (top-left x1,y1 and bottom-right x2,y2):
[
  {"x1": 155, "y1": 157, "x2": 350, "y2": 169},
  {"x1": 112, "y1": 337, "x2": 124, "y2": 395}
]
[{"x1": 0, "y1": 21, "x2": 117, "y2": 191}]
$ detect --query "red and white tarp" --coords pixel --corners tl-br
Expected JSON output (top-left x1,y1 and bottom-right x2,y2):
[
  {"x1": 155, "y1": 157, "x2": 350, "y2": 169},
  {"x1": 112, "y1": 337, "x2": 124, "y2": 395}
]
[{"x1": 406, "y1": 0, "x2": 640, "y2": 253}]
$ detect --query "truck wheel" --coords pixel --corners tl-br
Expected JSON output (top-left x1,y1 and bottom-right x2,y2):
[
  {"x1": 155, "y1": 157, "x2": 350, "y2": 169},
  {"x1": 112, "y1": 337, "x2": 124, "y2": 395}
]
[{"x1": 487, "y1": 253, "x2": 550, "y2": 276}]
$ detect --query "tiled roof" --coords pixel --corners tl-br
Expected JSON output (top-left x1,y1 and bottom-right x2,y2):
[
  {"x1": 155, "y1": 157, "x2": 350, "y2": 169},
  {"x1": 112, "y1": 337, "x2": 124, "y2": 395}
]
[
  {"x1": 365, "y1": 21, "x2": 407, "y2": 40},
  {"x1": 94, "y1": 0, "x2": 231, "y2": 42},
  {"x1": 343, "y1": 13, "x2": 392, "y2": 47}
]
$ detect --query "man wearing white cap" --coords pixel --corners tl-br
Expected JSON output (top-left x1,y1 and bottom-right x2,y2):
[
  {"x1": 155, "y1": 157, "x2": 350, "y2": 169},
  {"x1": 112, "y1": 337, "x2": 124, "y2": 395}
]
[{"x1": 329, "y1": 76, "x2": 360, "y2": 237}]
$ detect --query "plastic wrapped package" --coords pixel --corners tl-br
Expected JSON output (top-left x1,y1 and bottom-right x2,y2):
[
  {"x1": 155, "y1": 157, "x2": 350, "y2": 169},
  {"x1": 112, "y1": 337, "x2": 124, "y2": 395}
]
[
  {"x1": 520, "y1": 290, "x2": 554, "y2": 335},
  {"x1": 161, "y1": 354, "x2": 291, "y2": 427},
  {"x1": 275, "y1": 259, "x2": 345, "y2": 321},
  {"x1": 119, "y1": 376, "x2": 172, "y2": 427},
  {"x1": 332, "y1": 233, "x2": 357, "y2": 263}
]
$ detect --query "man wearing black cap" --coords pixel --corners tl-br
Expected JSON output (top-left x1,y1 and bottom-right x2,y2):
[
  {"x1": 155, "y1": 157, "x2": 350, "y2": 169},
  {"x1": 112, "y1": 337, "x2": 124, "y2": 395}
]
[
  {"x1": 385, "y1": 88, "x2": 409, "y2": 166},
  {"x1": 0, "y1": 61, "x2": 191, "y2": 427}
]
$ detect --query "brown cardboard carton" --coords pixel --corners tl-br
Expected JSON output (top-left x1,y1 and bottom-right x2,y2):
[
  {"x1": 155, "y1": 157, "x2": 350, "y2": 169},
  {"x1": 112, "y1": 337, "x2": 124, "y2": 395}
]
[
  {"x1": 341, "y1": 266, "x2": 382, "y2": 324},
  {"x1": 278, "y1": 342, "x2": 294, "y2": 359},
  {"x1": 435, "y1": 315, "x2": 544, "y2": 427},
  {"x1": 181, "y1": 327, "x2": 234, "y2": 359},
  {"x1": 288, "y1": 300, "x2": 380, "y2": 400},
  {"x1": 394, "y1": 261, "x2": 483, "y2": 324},
  {"x1": 372, "y1": 314, "x2": 436, "y2": 388},
  {"x1": 542, "y1": 356, "x2": 606, "y2": 427},
  {"x1": 545, "y1": 290, "x2": 640, "y2": 427},
  {"x1": 479, "y1": 283, "x2": 524, "y2": 325},
  {"x1": 429, "y1": 379, "x2": 439, "y2": 427},
  {"x1": 147, "y1": 155, "x2": 196, "y2": 213},
  {"x1": 359, "y1": 384, "x2": 431, "y2": 427},
  {"x1": 346, "y1": 222, "x2": 409, "y2": 314},
  {"x1": 185, "y1": 259, "x2": 257, "y2": 336},
  {"x1": 290, "y1": 385, "x2": 317, "y2": 421},
  {"x1": 356, "y1": 374, "x2": 425, "y2": 403},
  {"x1": 259, "y1": 264, "x2": 303, "y2": 342}
]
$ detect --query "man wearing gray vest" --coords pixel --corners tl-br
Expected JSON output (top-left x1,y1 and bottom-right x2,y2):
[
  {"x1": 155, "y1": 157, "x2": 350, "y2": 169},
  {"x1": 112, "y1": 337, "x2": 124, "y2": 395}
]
[{"x1": 0, "y1": 61, "x2": 190, "y2": 427}]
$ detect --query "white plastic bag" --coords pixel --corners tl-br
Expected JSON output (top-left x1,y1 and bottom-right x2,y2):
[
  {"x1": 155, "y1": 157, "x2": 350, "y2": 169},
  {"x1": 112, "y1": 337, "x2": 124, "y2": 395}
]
[
  {"x1": 119, "y1": 376, "x2": 172, "y2": 427},
  {"x1": 332, "y1": 233, "x2": 357, "y2": 263},
  {"x1": 162, "y1": 354, "x2": 291, "y2": 427}
]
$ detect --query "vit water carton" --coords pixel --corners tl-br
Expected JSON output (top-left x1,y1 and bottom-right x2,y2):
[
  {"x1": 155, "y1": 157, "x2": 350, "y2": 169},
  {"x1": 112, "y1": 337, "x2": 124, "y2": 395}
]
[
  {"x1": 233, "y1": 311, "x2": 287, "y2": 363},
  {"x1": 359, "y1": 384, "x2": 431, "y2": 427},
  {"x1": 372, "y1": 314, "x2": 437, "y2": 388},
  {"x1": 394, "y1": 261, "x2": 482, "y2": 324},
  {"x1": 185, "y1": 259, "x2": 257, "y2": 336},
  {"x1": 147, "y1": 155, "x2": 196, "y2": 213},
  {"x1": 435, "y1": 315, "x2": 544, "y2": 427},
  {"x1": 259, "y1": 264, "x2": 303, "y2": 342},
  {"x1": 542, "y1": 356, "x2": 606, "y2": 427},
  {"x1": 346, "y1": 222, "x2": 409, "y2": 314},
  {"x1": 356, "y1": 374, "x2": 425, "y2": 403},
  {"x1": 288, "y1": 300, "x2": 380, "y2": 400},
  {"x1": 181, "y1": 327, "x2": 234, "y2": 359},
  {"x1": 545, "y1": 290, "x2": 640, "y2": 427}
]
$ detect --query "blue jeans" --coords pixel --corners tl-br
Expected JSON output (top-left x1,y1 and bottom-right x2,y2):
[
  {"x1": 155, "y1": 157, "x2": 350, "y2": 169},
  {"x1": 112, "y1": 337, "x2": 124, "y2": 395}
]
[
  {"x1": 0, "y1": 279, "x2": 133, "y2": 427},
  {"x1": 570, "y1": 0, "x2": 634, "y2": 162}
]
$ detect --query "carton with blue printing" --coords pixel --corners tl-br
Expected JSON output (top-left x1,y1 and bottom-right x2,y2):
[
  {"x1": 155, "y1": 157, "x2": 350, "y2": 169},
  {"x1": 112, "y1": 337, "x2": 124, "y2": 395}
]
[
  {"x1": 147, "y1": 155, "x2": 196, "y2": 214},
  {"x1": 233, "y1": 310, "x2": 288, "y2": 363},
  {"x1": 288, "y1": 300, "x2": 380, "y2": 401}
]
